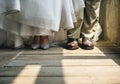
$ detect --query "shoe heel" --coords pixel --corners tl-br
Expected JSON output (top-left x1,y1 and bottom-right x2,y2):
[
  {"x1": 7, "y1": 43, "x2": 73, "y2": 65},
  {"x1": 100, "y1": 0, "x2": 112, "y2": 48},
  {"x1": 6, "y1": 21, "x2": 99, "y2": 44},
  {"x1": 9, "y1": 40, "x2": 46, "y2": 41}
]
[
  {"x1": 31, "y1": 44, "x2": 40, "y2": 50},
  {"x1": 41, "y1": 44, "x2": 49, "y2": 50}
]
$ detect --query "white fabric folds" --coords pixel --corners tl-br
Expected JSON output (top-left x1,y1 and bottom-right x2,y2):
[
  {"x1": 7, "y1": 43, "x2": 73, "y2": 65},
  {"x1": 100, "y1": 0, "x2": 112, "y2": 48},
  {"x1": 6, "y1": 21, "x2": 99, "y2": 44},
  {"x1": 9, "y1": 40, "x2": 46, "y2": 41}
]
[
  {"x1": 0, "y1": 0, "x2": 20, "y2": 15},
  {"x1": 0, "y1": 0, "x2": 85, "y2": 35},
  {"x1": 0, "y1": 0, "x2": 6, "y2": 14}
]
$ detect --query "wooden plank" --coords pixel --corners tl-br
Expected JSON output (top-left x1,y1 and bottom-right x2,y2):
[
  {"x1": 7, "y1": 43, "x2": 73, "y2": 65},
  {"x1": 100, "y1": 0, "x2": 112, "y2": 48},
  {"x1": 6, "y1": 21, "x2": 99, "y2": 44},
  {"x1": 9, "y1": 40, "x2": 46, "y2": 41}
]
[
  {"x1": 0, "y1": 50, "x2": 21, "y2": 54},
  {"x1": 0, "y1": 51, "x2": 21, "y2": 67},
  {"x1": 1, "y1": 66, "x2": 120, "y2": 77},
  {"x1": 21, "y1": 47, "x2": 103, "y2": 54},
  {"x1": 21, "y1": 47, "x2": 120, "y2": 55},
  {"x1": 0, "y1": 76, "x2": 120, "y2": 84},
  {"x1": 14, "y1": 54, "x2": 120, "y2": 60},
  {"x1": 4, "y1": 58, "x2": 120, "y2": 67}
]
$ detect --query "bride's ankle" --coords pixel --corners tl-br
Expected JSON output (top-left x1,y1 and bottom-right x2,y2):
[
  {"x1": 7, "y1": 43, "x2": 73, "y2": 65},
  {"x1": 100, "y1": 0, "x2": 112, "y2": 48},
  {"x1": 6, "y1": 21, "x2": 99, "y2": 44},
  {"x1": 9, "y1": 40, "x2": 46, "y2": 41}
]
[
  {"x1": 40, "y1": 36, "x2": 49, "y2": 44},
  {"x1": 32, "y1": 36, "x2": 40, "y2": 44},
  {"x1": 40, "y1": 36, "x2": 49, "y2": 49}
]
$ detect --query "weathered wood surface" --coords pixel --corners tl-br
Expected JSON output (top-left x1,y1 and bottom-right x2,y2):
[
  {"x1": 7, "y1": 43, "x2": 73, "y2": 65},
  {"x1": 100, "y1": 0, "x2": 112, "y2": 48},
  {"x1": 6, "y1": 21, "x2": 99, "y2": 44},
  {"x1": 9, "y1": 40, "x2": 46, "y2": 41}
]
[
  {"x1": 0, "y1": 45, "x2": 120, "y2": 84},
  {"x1": 100, "y1": 0, "x2": 120, "y2": 45}
]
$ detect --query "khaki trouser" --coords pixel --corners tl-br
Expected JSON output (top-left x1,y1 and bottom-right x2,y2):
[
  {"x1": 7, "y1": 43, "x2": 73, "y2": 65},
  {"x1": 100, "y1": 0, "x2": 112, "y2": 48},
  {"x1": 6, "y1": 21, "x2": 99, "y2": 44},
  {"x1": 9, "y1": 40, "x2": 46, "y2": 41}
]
[{"x1": 67, "y1": 0, "x2": 102, "y2": 41}]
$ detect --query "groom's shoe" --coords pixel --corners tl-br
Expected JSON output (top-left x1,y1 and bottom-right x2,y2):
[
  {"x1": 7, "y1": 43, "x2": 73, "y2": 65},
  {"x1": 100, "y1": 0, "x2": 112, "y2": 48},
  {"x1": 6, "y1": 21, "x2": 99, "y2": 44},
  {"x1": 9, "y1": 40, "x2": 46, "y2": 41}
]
[
  {"x1": 82, "y1": 37, "x2": 94, "y2": 50},
  {"x1": 66, "y1": 38, "x2": 79, "y2": 50}
]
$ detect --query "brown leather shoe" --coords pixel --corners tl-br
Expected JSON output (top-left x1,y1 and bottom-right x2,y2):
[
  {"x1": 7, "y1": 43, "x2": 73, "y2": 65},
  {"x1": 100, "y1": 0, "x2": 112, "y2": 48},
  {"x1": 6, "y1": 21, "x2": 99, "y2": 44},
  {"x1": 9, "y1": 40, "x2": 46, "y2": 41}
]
[
  {"x1": 66, "y1": 38, "x2": 79, "y2": 50},
  {"x1": 82, "y1": 37, "x2": 94, "y2": 50}
]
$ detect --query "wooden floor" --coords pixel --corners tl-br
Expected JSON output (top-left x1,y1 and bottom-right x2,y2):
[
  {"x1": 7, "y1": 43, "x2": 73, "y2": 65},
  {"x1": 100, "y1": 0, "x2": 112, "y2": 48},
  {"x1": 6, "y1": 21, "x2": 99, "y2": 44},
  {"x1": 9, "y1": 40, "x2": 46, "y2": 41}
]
[{"x1": 0, "y1": 42, "x2": 120, "y2": 84}]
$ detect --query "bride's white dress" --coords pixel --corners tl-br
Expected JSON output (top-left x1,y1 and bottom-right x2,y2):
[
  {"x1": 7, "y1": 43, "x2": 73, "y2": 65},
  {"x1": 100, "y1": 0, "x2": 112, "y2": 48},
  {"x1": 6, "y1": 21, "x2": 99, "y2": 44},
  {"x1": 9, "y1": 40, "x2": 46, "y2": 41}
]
[{"x1": 0, "y1": 0, "x2": 85, "y2": 46}]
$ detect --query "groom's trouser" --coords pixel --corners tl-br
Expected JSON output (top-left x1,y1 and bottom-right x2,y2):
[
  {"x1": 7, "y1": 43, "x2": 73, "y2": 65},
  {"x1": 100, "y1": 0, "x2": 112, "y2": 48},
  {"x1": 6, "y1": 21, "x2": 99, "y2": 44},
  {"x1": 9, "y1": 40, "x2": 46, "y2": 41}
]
[{"x1": 67, "y1": 0, "x2": 102, "y2": 41}]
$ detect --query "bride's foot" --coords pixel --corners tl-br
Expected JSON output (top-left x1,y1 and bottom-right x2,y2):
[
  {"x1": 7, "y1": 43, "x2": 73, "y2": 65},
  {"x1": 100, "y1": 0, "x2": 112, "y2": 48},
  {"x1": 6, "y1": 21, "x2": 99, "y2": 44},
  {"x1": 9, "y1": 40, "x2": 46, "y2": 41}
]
[
  {"x1": 40, "y1": 36, "x2": 49, "y2": 50},
  {"x1": 31, "y1": 36, "x2": 40, "y2": 50}
]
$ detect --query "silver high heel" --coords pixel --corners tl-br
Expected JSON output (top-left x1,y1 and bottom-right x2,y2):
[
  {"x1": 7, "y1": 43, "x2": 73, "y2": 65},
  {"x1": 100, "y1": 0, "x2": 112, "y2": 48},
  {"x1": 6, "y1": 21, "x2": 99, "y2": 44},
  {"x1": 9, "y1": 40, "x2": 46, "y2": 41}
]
[
  {"x1": 31, "y1": 44, "x2": 40, "y2": 50},
  {"x1": 40, "y1": 36, "x2": 49, "y2": 50},
  {"x1": 31, "y1": 36, "x2": 40, "y2": 50},
  {"x1": 40, "y1": 43, "x2": 50, "y2": 50}
]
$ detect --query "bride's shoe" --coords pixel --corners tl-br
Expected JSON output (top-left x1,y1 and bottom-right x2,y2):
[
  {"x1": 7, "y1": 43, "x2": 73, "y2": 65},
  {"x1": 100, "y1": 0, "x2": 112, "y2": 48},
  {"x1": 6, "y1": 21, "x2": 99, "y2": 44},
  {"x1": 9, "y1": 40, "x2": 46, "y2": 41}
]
[
  {"x1": 31, "y1": 36, "x2": 40, "y2": 50},
  {"x1": 40, "y1": 36, "x2": 49, "y2": 50},
  {"x1": 41, "y1": 44, "x2": 50, "y2": 50},
  {"x1": 31, "y1": 44, "x2": 40, "y2": 50}
]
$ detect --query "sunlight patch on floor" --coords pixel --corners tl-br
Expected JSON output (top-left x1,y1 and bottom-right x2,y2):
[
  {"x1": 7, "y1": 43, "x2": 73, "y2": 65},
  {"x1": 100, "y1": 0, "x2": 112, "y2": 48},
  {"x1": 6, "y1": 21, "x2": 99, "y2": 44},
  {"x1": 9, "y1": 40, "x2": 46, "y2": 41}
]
[{"x1": 13, "y1": 65, "x2": 41, "y2": 84}]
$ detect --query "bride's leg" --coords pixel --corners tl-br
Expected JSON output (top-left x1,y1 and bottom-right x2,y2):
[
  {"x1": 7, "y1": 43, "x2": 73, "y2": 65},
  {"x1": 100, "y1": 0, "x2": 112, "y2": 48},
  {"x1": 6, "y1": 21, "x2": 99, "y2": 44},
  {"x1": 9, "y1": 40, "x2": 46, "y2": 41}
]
[
  {"x1": 31, "y1": 27, "x2": 52, "y2": 50},
  {"x1": 40, "y1": 35, "x2": 49, "y2": 50},
  {"x1": 39, "y1": 28, "x2": 53, "y2": 50},
  {"x1": 31, "y1": 36, "x2": 40, "y2": 50}
]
